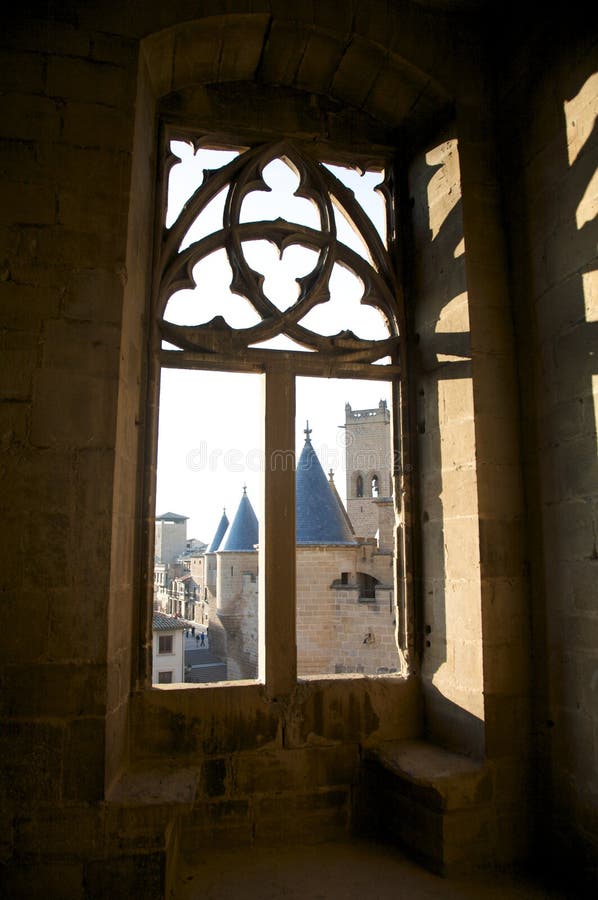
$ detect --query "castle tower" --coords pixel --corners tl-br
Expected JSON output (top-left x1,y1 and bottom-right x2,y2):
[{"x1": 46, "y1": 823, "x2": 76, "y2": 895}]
[
  {"x1": 214, "y1": 488, "x2": 259, "y2": 679},
  {"x1": 204, "y1": 507, "x2": 229, "y2": 609},
  {"x1": 344, "y1": 400, "x2": 392, "y2": 539},
  {"x1": 295, "y1": 426, "x2": 358, "y2": 675}
]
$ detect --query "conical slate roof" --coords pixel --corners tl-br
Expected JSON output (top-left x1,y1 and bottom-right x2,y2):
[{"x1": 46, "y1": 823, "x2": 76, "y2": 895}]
[
  {"x1": 296, "y1": 427, "x2": 356, "y2": 545},
  {"x1": 208, "y1": 508, "x2": 229, "y2": 552},
  {"x1": 221, "y1": 488, "x2": 258, "y2": 552},
  {"x1": 328, "y1": 468, "x2": 355, "y2": 537}
]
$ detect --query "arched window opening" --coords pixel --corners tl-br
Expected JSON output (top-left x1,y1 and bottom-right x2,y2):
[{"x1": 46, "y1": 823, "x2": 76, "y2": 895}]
[
  {"x1": 356, "y1": 474, "x2": 364, "y2": 497},
  {"x1": 152, "y1": 133, "x2": 408, "y2": 689},
  {"x1": 371, "y1": 474, "x2": 380, "y2": 497}
]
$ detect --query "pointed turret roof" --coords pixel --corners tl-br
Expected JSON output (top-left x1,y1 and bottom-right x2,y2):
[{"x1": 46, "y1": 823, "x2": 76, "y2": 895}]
[
  {"x1": 296, "y1": 424, "x2": 356, "y2": 545},
  {"x1": 328, "y1": 468, "x2": 355, "y2": 537},
  {"x1": 221, "y1": 487, "x2": 259, "y2": 552},
  {"x1": 208, "y1": 508, "x2": 229, "y2": 552}
]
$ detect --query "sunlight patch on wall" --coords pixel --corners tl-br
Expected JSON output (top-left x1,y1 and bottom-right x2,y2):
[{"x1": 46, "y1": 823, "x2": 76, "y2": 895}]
[
  {"x1": 426, "y1": 140, "x2": 461, "y2": 240},
  {"x1": 576, "y1": 166, "x2": 598, "y2": 230},
  {"x1": 564, "y1": 72, "x2": 598, "y2": 166},
  {"x1": 435, "y1": 292, "x2": 469, "y2": 363},
  {"x1": 583, "y1": 269, "x2": 598, "y2": 323}
]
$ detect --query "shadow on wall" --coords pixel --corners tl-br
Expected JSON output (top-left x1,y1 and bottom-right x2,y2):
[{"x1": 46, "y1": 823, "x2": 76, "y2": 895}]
[
  {"x1": 408, "y1": 129, "x2": 482, "y2": 756},
  {"x1": 503, "y1": 55, "x2": 598, "y2": 873}
]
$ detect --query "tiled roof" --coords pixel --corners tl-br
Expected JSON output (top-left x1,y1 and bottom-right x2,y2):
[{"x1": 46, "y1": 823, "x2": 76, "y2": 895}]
[
  {"x1": 155, "y1": 511, "x2": 188, "y2": 522},
  {"x1": 296, "y1": 432, "x2": 356, "y2": 545},
  {"x1": 221, "y1": 489, "x2": 258, "y2": 552},
  {"x1": 152, "y1": 612, "x2": 186, "y2": 631}
]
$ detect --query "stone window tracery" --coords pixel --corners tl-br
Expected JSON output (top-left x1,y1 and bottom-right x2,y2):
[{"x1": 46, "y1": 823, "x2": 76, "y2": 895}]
[{"x1": 156, "y1": 138, "x2": 400, "y2": 365}]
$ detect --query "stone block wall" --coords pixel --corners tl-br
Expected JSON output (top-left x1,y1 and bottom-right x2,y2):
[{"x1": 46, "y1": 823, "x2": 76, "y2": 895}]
[
  {"x1": 1, "y1": 2, "x2": 596, "y2": 894},
  {"x1": 296, "y1": 546, "x2": 398, "y2": 676},
  {"x1": 345, "y1": 403, "x2": 393, "y2": 538},
  {"x1": 498, "y1": 21, "x2": 598, "y2": 879},
  {"x1": 409, "y1": 134, "x2": 485, "y2": 758}
]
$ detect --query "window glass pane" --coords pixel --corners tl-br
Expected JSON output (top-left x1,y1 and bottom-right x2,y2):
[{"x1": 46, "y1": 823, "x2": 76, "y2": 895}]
[
  {"x1": 154, "y1": 369, "x2": 262, "y2": 684},
  {"x1": 295, "y1": 377, "x2": 398, "y2": 677}
]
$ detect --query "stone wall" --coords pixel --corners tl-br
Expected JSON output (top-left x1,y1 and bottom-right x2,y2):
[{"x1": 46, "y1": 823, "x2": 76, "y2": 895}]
[
  {"x1": 296, "y1": 545, "x2": 397, "y2": 676},
  {"x1": 498, "y1": 21, "x2": 598, "y2": 877},
  {"x1": 410, "y1": 134, "x2": 485, "y2": 758},
  {"x1": 1, "y1": 2, "x2": 596, "y2": 895}
]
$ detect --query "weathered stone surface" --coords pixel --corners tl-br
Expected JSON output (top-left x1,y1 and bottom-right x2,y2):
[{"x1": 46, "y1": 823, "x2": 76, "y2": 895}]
[{"x1": 1, "y1": 5, "x2": 597, "y2": 896}]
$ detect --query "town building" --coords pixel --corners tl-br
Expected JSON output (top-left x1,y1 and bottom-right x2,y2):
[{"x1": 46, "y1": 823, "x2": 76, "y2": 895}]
[{"x1": 151, "y1": 612, "x2": 186, "y2": 684}]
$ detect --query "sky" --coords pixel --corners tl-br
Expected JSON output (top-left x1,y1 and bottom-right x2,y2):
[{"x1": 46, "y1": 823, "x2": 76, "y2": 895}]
[{"x1": 155, "y1": 142, "x2": 392, "y2": 542}]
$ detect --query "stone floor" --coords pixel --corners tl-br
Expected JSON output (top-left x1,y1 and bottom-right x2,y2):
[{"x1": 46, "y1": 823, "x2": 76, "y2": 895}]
[{"x1": 177, "y1": 839, "x2": 577, "y2": 900}]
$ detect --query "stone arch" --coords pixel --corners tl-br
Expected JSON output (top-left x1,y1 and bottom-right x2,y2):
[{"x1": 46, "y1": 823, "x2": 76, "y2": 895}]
[
  {"x1": 141, "y1": 12, "x2": 453, "y2": 135},
  {"x1": 126, "y1": 5, "x2": 502, "y2": 774}
]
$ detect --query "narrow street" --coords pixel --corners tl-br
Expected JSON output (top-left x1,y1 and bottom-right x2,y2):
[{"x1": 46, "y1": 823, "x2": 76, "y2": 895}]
[{"x1": 183, "y1": 631, "x2": 227, "y2": 683}]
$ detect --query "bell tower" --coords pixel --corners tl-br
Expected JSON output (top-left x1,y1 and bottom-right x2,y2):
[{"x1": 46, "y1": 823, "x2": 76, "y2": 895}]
[{"x1": 344, "y1": 400, "x2": 392, "y2": 540}]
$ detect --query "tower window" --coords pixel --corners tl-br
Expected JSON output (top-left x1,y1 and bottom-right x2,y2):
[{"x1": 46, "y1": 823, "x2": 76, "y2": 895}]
[{"x1": 356, "y1": 474, "x2": 364, "y2": 497}]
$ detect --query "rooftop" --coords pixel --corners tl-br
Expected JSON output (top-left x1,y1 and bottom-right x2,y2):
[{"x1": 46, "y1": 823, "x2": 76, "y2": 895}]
[
  {"x1": 152, "y1": 612, "x2": 186, "y2": 632},
  {"x1": 156, "y1": 511, "x2": 189, "y2": 522},
  {"x1": 221, "y1": 488, "x2": 259, "y2": 552}
]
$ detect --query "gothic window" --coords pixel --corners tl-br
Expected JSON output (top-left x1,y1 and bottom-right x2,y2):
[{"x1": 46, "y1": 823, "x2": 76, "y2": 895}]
[
  {"x1": 356, "y1": 474, "x2": 364, "y2": 498},
  {"x1": 152, "y1": 132, "x2": 410, "y2": 690},
  {"x1": 371, "y1": 474, "x2": 380, "y2": 498}
]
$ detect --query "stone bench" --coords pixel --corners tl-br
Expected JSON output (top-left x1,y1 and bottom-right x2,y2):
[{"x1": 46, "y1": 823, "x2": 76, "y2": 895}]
[{"x1": 358, "y1": 739, "x2": 493, "y2": 875}]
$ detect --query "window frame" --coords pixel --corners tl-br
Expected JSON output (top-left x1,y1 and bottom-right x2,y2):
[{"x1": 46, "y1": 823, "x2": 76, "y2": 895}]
[
  {"x1": 158, "y1": 634, "x2": 174, "y2": 655},
  {"x1": 145, "y1": 124, "x2": 416, "y2": 694}
]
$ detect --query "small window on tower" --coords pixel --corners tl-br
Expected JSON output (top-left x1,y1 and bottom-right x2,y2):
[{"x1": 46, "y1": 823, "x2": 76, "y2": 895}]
[
  {"x1": 372, "y1": 474, "x2": 380, "y2": 497},
  {"x1": 356, "y1": 474, "x2": 364, "y2": 497}
]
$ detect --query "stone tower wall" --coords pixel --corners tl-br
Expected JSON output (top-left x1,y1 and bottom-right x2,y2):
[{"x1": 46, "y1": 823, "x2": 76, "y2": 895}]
[
  {"x1": 345, "y1": 403, "x2": 392, "y2": 539},
  {"x1": 296, "y1": 545, "x2": 397, "y2": 676},
  {"x1": 154, "y1": 519, "x2": 187, "y2": 565}
]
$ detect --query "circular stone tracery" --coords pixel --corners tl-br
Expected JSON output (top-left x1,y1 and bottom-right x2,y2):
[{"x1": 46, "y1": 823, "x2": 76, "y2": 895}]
[{"x1": 158, "y1": 140, "x2": 400, "y2": 361}]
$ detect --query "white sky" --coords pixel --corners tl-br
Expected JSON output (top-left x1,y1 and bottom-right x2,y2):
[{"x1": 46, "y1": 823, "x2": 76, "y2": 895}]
[{"x1": 156, "y1": 143, "x2": 392, "y2": 541}]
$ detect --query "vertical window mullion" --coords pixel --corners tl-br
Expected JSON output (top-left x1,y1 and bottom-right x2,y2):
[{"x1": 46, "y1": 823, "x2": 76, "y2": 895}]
[{"x1": 259, "y1": 364, "x2": 297, "y2": 695}]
